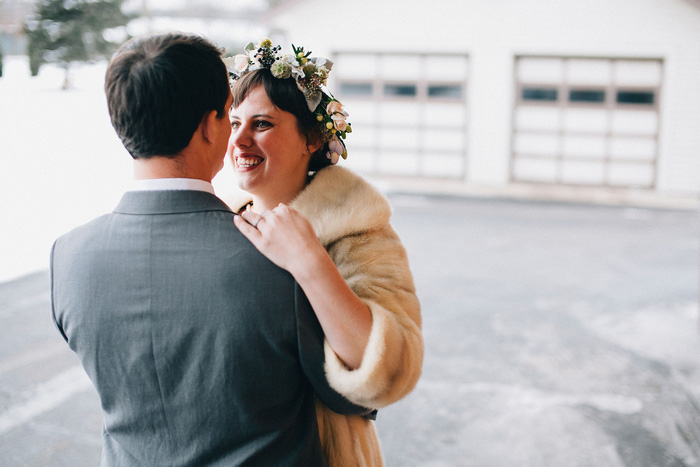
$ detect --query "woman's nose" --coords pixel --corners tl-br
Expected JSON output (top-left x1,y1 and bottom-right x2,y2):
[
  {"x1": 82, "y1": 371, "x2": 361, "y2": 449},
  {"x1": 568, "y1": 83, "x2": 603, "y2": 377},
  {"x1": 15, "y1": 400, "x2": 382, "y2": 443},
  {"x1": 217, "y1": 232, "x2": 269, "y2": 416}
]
[{"x1": 231, "y1": 125, "x2": 252, "y2": 148}]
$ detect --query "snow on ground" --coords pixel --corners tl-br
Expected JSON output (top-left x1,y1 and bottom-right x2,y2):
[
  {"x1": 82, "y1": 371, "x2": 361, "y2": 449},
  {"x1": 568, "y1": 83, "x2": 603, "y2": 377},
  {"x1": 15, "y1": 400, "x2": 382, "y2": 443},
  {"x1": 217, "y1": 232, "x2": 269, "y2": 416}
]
[{"x1": 0, "y1": 56, "x2": 239, "y2": 283}]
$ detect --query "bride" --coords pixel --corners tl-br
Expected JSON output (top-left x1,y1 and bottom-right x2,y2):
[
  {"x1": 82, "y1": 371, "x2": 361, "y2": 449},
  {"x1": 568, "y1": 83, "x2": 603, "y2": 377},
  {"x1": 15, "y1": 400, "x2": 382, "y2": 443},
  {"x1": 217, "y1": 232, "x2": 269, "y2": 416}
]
[{"x1": 226, "y1": 39, "x2": 423, "y2": 466}]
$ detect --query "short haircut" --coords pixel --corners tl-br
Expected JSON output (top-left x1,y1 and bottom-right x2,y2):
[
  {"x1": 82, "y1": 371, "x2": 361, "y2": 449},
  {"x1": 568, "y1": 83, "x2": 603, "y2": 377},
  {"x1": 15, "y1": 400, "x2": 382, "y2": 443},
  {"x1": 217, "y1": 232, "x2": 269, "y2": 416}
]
[
  {"x1": 231, "y1": 68, "x2": 332, "y2": 172},
  {"x1": 105, "y1": 32, "x2": 229, "y2": 159}
]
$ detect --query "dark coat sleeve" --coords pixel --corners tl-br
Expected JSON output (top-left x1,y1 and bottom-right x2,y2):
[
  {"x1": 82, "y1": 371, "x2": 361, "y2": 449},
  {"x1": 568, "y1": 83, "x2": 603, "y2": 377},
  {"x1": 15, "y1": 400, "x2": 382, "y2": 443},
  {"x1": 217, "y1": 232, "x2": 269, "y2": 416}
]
[{"x1": 294, "y1": 283, "x2": 377, "y2": 420}]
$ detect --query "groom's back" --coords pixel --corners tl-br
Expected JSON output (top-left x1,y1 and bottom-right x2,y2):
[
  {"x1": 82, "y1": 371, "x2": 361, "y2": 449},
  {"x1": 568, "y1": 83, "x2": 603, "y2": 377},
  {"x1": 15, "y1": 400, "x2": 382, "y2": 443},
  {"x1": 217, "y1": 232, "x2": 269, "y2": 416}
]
[{"x1": 51, "y1": 191, "x2": 325, "y2": 466}]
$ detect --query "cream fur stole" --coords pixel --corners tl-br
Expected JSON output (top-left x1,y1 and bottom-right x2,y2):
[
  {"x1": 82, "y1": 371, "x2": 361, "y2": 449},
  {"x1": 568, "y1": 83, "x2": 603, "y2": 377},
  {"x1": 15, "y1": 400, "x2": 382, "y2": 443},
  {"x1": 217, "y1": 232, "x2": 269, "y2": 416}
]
[{"x1": 226, "y1": 166, "x2": 423, "y2": 409}]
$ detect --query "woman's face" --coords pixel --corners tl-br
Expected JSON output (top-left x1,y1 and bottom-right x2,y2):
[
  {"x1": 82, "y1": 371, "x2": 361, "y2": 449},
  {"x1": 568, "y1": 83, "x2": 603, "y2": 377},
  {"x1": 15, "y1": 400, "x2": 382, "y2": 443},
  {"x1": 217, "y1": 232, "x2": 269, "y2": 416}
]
[{"x1": 227, "y1": 86, "x2": 315, "y2": 206}]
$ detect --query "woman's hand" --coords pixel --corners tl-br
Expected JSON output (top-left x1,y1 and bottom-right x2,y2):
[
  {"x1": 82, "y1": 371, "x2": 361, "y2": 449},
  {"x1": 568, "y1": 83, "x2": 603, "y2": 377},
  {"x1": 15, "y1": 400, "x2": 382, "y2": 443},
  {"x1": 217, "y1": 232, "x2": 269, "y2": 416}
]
[
  {"x1": 234, "y1": 203, "x2": 372, "y2": 370},
  {"x1": 234, "y1": 203, "x2": 326, "y2": 276}
]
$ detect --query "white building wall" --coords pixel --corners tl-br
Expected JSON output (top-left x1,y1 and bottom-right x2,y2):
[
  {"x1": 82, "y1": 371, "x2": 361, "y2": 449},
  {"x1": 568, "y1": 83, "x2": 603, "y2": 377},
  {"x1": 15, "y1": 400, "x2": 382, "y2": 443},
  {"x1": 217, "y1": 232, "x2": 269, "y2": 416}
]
[
  {"x1": 658, "y1": 48, "x2": 700, "y2": 194},
  {"x1": 265, "y1": 0, "x2": 700, "y2": 197}
]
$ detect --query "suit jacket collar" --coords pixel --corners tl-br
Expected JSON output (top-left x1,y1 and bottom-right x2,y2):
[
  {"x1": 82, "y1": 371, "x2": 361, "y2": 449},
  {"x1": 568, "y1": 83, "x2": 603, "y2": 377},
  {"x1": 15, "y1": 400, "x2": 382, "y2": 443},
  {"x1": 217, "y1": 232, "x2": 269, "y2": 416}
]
[{"x1": 114, "y1": 190, "x2": 233, "y2": 215}]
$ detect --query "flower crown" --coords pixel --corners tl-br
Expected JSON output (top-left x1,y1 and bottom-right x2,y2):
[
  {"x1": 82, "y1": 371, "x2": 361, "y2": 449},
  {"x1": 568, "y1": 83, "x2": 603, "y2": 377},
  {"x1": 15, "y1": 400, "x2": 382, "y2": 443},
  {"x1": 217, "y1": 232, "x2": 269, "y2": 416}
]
[{"x1": 224, "y1": 39, "x2": 351, "y2": 164}]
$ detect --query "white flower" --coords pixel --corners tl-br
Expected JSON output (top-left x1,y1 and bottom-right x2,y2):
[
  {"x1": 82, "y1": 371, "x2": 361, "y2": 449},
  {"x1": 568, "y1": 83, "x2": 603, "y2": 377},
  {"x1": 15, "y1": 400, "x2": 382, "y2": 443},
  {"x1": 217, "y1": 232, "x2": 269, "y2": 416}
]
[
  {"x1": 222, "y1": 56, "x2": 238, "y2": 72},
  {"x1": 270, "y1": 59, "x2": 292, "y2": 79},
  {"x1": 223, "y1": 54, "x2": 252, "y2": 75},
  {"x1": 247, "y1": 50, "x2": 263, "y2": 71},
  {"x1": 291, "y1": 63, "x2": 305, "y2": 80},
  {"x1": 235, "y1": 54, "x2": 251, "y2": 73},
  {"x1": 304, "y1": 90, "x2": 322, "y2": 112},
  {"x1": 327, "y1": 100, "x2": 349, "y2": 131},
  {"x1": 316, "y1": 66, "x2": 329, "y2": 85},
  {"x1": 331, "y1": 113, "x2": 348, "y2": 131},
  {"x1": 313, "y1": 57, "x2": 333, "y2": 72},
  {"x1": 279, "y1": 54, "x2": 296, "y2": 67},
  {"x1": 326, "y1": 100, "x2": 343, "y2": 115}
]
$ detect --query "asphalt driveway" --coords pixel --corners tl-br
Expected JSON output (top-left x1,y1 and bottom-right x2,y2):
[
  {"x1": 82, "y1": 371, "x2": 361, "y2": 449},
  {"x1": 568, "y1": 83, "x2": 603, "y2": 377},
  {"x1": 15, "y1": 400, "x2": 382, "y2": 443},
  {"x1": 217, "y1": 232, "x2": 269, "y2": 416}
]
[{"x1": 1, "y1": 194, "x2": 698, "y2": 466}]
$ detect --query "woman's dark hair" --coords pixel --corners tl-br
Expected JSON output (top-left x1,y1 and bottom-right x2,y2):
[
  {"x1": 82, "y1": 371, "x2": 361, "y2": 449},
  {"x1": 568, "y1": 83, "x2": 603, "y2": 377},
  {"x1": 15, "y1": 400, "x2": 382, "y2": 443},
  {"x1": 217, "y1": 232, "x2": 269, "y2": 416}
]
[
  {"x1": 105, "y1": 33, "x2": 230, "y2": 159},
  {"x1": 231, "y1": 68, "x2": 333, "y2": 172}
]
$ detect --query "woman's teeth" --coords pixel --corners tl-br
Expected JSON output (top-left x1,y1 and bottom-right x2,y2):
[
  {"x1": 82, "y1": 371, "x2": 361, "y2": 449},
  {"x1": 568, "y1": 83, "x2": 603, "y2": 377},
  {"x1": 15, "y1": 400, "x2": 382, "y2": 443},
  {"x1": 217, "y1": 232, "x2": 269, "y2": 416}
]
[{"x1": 237, "y1": 157, "x2": 262, "y2": 168}]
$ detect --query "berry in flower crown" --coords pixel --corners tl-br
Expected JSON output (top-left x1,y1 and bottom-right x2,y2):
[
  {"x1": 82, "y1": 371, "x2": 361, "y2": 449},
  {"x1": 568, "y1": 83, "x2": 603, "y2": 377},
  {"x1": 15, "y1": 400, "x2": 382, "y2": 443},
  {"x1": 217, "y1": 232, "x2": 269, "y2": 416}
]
[{"x1": 224, "y1": 38, "x2": 351, "y2": 164}]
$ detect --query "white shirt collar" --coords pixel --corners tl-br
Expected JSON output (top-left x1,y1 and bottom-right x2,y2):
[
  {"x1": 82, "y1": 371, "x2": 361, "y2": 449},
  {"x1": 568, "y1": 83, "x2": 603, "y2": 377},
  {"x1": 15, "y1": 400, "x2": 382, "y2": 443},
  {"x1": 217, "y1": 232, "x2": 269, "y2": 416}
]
[{"x1": 129, "y1": 178, "x2": 215, "y2": 195}]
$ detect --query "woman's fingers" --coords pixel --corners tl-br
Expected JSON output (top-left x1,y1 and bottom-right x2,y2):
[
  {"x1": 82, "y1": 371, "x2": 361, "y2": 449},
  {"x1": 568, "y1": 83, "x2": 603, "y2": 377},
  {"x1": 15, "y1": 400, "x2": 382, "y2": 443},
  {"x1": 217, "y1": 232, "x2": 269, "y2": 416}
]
[
  {"x1": 240, "y1": 210, "x2": 265, "y2": 229},
  {"x1": 233, "y1": 204, "x2": 321, "y2": 273},
  {"x1": 233, "y1": 214, "x2": 262, "y2": 241},
  {"x1": 239, "y1": 204, "x2": 293, "y2": 230}
]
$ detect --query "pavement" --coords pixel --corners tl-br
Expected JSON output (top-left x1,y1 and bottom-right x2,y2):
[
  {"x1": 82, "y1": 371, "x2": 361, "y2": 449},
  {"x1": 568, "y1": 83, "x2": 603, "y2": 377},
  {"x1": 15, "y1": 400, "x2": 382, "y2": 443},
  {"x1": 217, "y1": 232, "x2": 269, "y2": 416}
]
[{"x1": 1, "y1": 194, "x2": 699, "y2": 466}]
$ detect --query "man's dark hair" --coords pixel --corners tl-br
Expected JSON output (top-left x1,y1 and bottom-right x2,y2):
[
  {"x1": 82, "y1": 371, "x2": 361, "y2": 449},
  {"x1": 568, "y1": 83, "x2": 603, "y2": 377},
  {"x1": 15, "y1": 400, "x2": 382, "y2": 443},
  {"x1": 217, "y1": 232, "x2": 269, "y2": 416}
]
[
  {"x1": 232, "y1": 68, "x2": 332, "y2": 172},
  {"x1": 105, "y1": 33, "x2": 229, "y2": 159}
]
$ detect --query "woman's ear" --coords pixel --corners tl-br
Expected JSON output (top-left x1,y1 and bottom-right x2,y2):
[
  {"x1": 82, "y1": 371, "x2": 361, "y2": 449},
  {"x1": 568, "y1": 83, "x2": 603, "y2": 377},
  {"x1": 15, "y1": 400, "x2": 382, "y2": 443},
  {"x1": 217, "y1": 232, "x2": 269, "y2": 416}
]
[{"x1": 306, "y1": 134, "x2": 323, "y2": 155}]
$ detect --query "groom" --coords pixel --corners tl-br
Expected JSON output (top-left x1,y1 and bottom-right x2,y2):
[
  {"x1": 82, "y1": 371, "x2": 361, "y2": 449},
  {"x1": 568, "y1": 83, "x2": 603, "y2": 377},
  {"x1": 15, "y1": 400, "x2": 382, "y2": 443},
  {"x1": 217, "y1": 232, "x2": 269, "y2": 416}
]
[{"x1": 50, "y1": 32, "x2": 368, "y2": 466}]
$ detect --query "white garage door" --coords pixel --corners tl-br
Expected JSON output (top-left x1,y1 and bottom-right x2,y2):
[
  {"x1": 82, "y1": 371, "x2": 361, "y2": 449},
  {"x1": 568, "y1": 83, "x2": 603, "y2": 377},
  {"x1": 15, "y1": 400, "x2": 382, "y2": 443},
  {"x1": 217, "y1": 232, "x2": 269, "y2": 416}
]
[
  {"x1": 332, "y1": 52, "x2": 469, "y2": 179},
  {"x1": 511, "y1": 56, "x2": 662, "y2": 189}
]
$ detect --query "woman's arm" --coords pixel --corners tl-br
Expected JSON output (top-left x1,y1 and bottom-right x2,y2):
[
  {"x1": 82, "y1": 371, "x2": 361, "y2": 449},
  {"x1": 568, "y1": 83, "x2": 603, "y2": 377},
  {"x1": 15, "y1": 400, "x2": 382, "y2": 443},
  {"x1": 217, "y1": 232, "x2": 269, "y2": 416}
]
[
  {"x1": 320, "y1": 226, "x2": 423, "y2": 408},
  {"x1": 234, "y1": 204, "x2": 372, "y2": 370}
]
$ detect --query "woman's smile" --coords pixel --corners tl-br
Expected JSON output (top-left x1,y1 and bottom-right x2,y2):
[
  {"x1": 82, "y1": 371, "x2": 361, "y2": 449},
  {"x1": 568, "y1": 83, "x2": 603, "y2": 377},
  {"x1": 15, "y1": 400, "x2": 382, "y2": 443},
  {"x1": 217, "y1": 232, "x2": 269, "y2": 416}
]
[{"x1": 235, "y1": 154, "x2": 263, "y2": 170}]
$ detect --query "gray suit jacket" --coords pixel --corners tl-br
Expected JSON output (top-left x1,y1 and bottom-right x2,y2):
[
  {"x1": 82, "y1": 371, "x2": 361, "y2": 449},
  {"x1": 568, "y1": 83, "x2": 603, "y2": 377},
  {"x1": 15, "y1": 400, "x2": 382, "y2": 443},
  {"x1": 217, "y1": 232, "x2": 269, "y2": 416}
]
[{"x1": 50, "y1": 190, "x2": 370, "y2": 466}]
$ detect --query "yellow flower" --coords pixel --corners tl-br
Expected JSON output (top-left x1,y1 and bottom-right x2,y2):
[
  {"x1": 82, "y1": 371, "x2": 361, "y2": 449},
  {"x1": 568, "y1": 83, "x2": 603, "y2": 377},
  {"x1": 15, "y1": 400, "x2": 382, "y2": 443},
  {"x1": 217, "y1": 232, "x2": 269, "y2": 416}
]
[
  {"x1": 260, "y1": 38, "x2": 272, "y2": 47},
  {"x1": 326, "y1": 122, "x2": 333, "y2": 130}
]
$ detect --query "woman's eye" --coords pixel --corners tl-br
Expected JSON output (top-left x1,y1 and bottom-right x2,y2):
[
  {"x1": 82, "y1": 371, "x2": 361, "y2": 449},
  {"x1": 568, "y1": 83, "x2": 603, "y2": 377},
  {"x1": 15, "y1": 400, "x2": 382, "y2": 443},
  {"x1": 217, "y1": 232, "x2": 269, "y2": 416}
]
[{"x1": 230, "y1": 120, "x2": 271, "y2": 130}]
